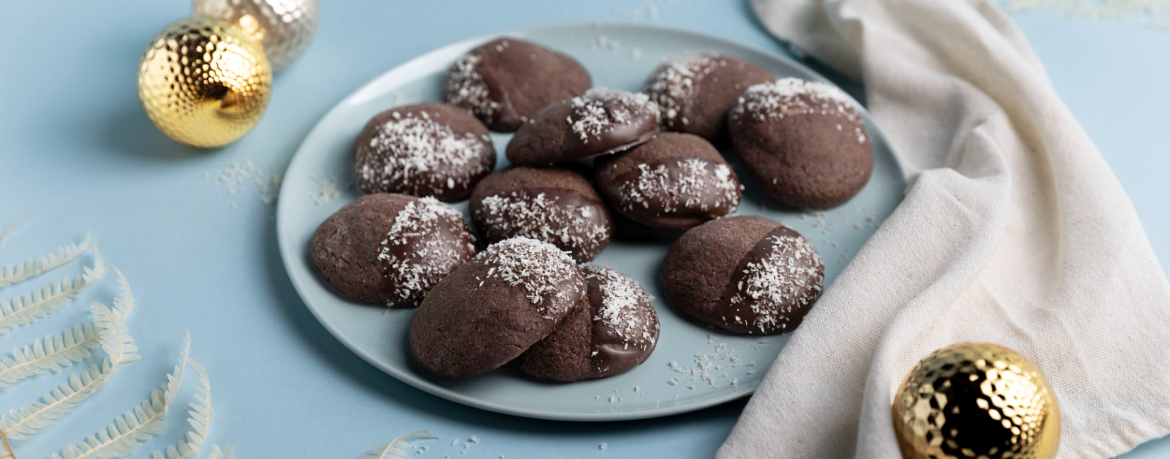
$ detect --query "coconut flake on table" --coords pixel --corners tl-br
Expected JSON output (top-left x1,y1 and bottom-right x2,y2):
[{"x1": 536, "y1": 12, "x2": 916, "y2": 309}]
[
  {"x1": 727, "y1": 232, "x2": 825, "y2": 334},
  {"x1": 377, "y1": 197, "x2": 474, "y2": 305},
  {"x1": 731, "y1": 77, "x2": 860, "y2": 123},
  {"x1": 567, "y1": 88, "x2": 658, "y2": 144},
  {"x1": 473, "y1": 237, "x2": 581, "y2": 317},
  {"x1": 619, "y1": 157, "x2": 740, "y2": 214},
  {"x1": 582, "y1": 265, "x2": 657, "y2": 349},
  {"x1": 476, "y1": 191, "x2": 608, "y2": 256},
  {"x1": 356, "y1": 110, "x2": 490, "y2": 194}
]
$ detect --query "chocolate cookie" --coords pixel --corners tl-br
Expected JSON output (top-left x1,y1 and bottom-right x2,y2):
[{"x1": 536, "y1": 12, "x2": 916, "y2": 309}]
[
  {"x1": 446, "y1": 38, "x2": 591, "y2": 132},
  {"x1": 643, "y1": 53, "x2": 773, "y2": 142},
  {"x1": 660, "y1": 216, "x2": 824, "y2": 335},
  {"x1": 595, "y1": 133, "x2": 742, "y2": 229},
  {"x1": 728, "y1": 78, "x2": 873, "y2": 209},
  {"x1": 506, "y1": 88, "x2": 660, "y2": 166},
  {"x1": 470, "y1": 166, "x2": 613, "y2": 262},
  {"x1": 353, "y1": 103, "x2": 496, "y2": 202},
  {"x1": 519, "y1": 264, "x2": 659, "y2": 382},
  {"x1": 310, "y1": 194, "x2": 477, "y2": 307},
  {"x1": 409, "y1": 237, "x2": 586, "y2": 378}
]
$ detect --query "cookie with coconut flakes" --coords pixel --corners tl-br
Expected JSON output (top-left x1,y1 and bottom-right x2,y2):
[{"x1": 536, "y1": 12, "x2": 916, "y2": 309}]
[
  {"x1": 310, "y1": 194, "x2": 476, "y2": 307},
  {"x1": 409, "y1": 237, "x2": 586, "y2": 378},
  {"x1": 595, "y1": 133, "x2": 742, "y2": 229},
  {"x1": 519, "y1": 264, "x2": 660, "y2": 382},
  {"x1": 469, "y1": 166, "x2": 613, "y2": 263},
  {"x1": 728, "y1": 78, "x2": 873, "y2": 209},
  {"x1": 445, "y1": 38, "x2": 591, "y2": 132},
  {"x1": 660, "y1": 215, "x2": 824, "y2": 335},
  {"x1": 353, "y1": 103, "x2": 496, "y2": 202},
  {"x1": 505, "y1": 88, "x2": 660, "y2": 166},
  {"x1": 643, "y1": 53, "x2": 773, "y2": 142}
]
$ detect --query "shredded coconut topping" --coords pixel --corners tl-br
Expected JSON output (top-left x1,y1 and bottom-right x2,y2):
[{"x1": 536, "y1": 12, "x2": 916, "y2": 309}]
[
  {"x1": 619, "y1": 157, "x2": 741, "y2": 215},
  {"x1": 643, "y1": 53, "x2": 723, "y2": 127},
  {"x1": 376, "y1": 197, "x2": 475, "y2": 305},
  {"x1": 476, "y1": 191, "x2": 608, "y2": 260},
  {"x1": 356, "y1": 110, "x2": 490, "y2": 195},
  {"x1": 568, "y1": 88, "x2": 659, "y2": 144},
  {"x1": 730, "y1": 78, "x2": 860, "y2": 125},
  {"x1": 446, "y1": 53, "x2": 500, "y2": 123},
  {"x1": 583, "y1": 265, "x2": 657, "y2": 348},
  {"x1": 728, "y1": 232, "x2": 824, "y2": 333},
  {"x1": 474, "y1": 237, "x2": 582, "y2": 317}
]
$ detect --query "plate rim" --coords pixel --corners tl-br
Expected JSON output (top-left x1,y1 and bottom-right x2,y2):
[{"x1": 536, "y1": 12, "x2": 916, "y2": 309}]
[{"x1": 276, "y1": 22, "x2": 902, "y2": 422}]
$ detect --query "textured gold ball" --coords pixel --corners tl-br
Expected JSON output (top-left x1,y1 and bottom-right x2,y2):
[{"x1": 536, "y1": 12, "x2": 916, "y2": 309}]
[
  {"x1": 137, "y1": 16, "x2": 272, "y2": 148},
  {"x1": 892, "y1": 343, "x2": 1060, "y2": 459},
  {"x1": 193, "y1": 0, "x2": 319, "y2": 71}
]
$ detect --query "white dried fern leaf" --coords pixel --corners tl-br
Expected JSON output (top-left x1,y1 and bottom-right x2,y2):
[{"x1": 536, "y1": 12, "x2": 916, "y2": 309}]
[
  {"x1": 54, "y1": 330, "x2": 191, "y2": 459},
  {"x1": 362, "y1": 430, "x2": 439, "y2": 459},
  {"x1": 1, "y1": 301, "x2": 138, "y2": 441},
  {"x1": 0, "y1": 247, "x2": 105, "y2": 334},
  {"x1": 0, "y1": 233, "x2": 91, "y2": 288},
  {"x1": 0, "y1": 321, "x2": 102, "y2": 387},
  {"x1": 108, "y1": 267, "x2": 134, "y2": 318},
  {"x1": 0, "y1": 208, "x2": 29, "y2": 248},
  {"x1": 147, "y1": 357, "x2": 213, "y2": 459},
  {"x1": 206, "y1": 445, "x2": 235, "y2": 459}
]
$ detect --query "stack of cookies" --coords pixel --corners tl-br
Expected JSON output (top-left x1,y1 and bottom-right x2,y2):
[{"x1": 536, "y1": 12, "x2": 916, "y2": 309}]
[{"x1": 310, "y1": 37, "x2": 873, "y2": 382}]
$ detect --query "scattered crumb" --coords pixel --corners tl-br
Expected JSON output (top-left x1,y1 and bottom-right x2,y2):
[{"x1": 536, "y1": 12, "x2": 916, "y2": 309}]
[
  {"x1": 600, "y1": 442, "x2": 607, "y2": 450},
  {"x1": 310, "y1": 169, "x2": 342, "y2": 205},
  {"x1": 451, "y1": 439, "x2": 459, "y2": 446},
  {"x1": 208, "y1": 159, "x2": 282, "y2": 207},
  {"x1": 469, "y1": 436, "x2": 479, "y2": 444}
]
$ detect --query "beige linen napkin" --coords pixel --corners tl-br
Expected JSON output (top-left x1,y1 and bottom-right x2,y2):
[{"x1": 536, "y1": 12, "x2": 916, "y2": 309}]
[{"x1": 718, "y1": 1, "x2": 1170, "y2": 458}]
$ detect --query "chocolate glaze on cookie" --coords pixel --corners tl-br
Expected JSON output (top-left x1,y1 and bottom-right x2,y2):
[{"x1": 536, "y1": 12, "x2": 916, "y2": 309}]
[
  {"x1": 470, "y1": 166, "x2": 613, "y2": 262},
  {"x1": 506, "y1": 88, "x2": 660, "y2": 166},
  {"x1": 728, "y1": 78, "x2": 873, "y2": 209},
  {"x1": 354, "y1": 103, "x2": 496, "y2": 202},
  {"x1": 595, "y1": 133, "x2": 742, "y2": 229},
  {"x1": 311, "y1": 194, "x2": 476, "y2": 307},
  {"x1": 519, "y1": 264, "x2": 659, "y2": 382},
  {"x1": 446, "y1": 38, "x2": 591, "y2": 132},
  {"x1": 409, "y1": 237, "x2": 586, "y2": 378},
  {"x1": 661, "y1": 215, "x2": 823, "y2": 335},
  {"x1": 643, "y1": 53, "x2": 773, "y2": 142}
]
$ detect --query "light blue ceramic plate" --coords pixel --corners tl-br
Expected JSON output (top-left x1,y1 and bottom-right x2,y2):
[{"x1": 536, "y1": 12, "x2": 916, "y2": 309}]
[{"x1": 276, "y1": 23, "x2": 906, "y2": 421}]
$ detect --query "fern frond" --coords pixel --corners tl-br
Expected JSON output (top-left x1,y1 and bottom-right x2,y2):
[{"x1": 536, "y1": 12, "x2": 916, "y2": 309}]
[
  {"x1": 206, "y1": 445, "x2": 234, "y2": 459},
  {"x1": 0, "y1": 208, "x2": 30, "y2": 248},
  {"x1": 108, "y1": 267, "x2": 134, "y2": 318},
  {"x1": 0, "y1": 233, "x2": 91, "y2": 288},
  {"x1": 0, "y1": 322, "x2": 101, "y2": 387},
  {"x1": 147, "y1": 357, "x2": 213, "y2": 459},
  {"x1": 1, "y1": 302, "x2": 138, "y2": 441},
  {"x1": 54, "y1": 330, "x2": 191, "y2": 459},
  {"x1": 362, "y1": 431, "x2": 439, "y2": 459},
  {"x1": 0, "y1": 246, "x2": 105, "y2": 334}
]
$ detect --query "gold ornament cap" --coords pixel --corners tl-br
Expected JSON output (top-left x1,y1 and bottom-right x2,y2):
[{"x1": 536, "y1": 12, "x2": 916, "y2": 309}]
[
  {"x1": 193, "y1": 0, "x2": 319, "y2": 72},
  {"x1": 892, "y1": 342, "x2": 1060, "y2": 459},
  {"x1": 137, "y1": 16, "x2": 272, "y2": 148}
]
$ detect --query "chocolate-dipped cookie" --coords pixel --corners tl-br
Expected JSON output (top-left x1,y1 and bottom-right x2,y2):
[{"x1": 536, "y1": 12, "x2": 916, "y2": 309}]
[
  {"x1": 595, "y1": 133, "x2": 742, "y2": 229},
  {"x1": 506, "y1": 88, "x2": 659, "y2": 166},
  {"x1": 660, "y1": 215, "x2": 823, "y2": 335},
  {"x1": 728, "y1": 78, "x2": 873, "y2": 209},
  {"x1": 519, "y1": 264, "x2": 659, "y2": 382},
  {"x1": 470, "y1": 166, "x2": 613, "y2": 262},
  {"x1": 354, "y1": 103, "x2": 496, "y2": 202},
  {"x1": 446, "y1": 38, "x2": 591, "y2": 132},
  {"x1": 643, "y1": 53, "x2": 773, "y2": 142},
  {"x1": 409, "y1": 237, "x2": 586, "y2": 378},
  {"x1": 310, "y1": 194, "x2": 477, "y2": 307}
]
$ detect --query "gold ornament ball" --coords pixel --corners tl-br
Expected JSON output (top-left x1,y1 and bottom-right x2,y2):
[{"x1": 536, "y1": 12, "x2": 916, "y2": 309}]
[
  {"x1": 892, "y1": 343, "x2": 1060, "y2": 459},
  {"x1": 137, "y1": 17, "x2": 271, "y2": 149},
  {"x1": 193, "y1": 0, "x2": 319, "y2": 72}
]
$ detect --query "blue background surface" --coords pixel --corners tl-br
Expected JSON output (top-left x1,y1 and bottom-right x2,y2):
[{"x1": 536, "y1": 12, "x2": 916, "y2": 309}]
[{"x1": 0, "y1": 1, "x2": 1166, "y2": 458}]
